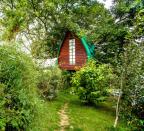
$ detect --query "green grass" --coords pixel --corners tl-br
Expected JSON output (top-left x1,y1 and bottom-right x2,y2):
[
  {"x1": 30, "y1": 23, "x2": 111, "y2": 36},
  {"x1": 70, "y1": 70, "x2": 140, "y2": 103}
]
[
  {"x1": 29, "y1": 91, "x2": 129, "y2": 131},
  {"x1": 67, "y1": 98, "x2": 127, "y2": 131},
  {"x1": 27, "y1": 101, "x2": 59, "y2": 131}
]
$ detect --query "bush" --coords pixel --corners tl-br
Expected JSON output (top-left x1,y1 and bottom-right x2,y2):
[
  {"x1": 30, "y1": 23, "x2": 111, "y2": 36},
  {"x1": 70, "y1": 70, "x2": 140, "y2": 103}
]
[
  {"x1": 37, "y1": 66, "x2": 63, "y2": 100},
  {"x1": 61, "y1": 71, "x2": 72, "y2": 89},
  {"x1": 0, "y1": 45, "x2": 39, "y2": 131},
  {"x1": 71, "y1": 60, "x2": 113, "y2": 104},
  {"x1": 117, "y1": 44, "x2": 144, "y2": 130}
]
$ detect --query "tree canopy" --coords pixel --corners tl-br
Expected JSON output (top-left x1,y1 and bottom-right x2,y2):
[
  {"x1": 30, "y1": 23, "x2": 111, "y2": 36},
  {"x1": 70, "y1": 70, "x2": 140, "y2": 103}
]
[{"x1": 0, "y1": 0, "x2": 113, "y2": 58}]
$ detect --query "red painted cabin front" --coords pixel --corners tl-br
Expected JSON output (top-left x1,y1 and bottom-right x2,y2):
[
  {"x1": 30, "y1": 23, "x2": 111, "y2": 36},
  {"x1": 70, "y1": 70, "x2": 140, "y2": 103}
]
[{"x1": 58, "y1": 32, "x2": 87, "y2": 70}]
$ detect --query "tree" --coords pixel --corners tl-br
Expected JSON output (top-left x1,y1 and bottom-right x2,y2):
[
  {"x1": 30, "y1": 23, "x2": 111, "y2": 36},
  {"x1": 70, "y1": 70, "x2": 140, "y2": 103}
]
[
  {"x1": 0, "y1": 0, "x2": 113, "y2": 58},
  {"x1": 112, "y1": 1, "x2": 144, "y2": 129}
]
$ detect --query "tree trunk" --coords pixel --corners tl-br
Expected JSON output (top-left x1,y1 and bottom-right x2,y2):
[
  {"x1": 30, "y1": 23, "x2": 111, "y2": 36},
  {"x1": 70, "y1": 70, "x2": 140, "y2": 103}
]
[
  {"x1": 114, "y1": 69, "x2": 123, "y2": 128},
  {"x1": 114, "y1": 93, "x2": 121, "y2": 128}
]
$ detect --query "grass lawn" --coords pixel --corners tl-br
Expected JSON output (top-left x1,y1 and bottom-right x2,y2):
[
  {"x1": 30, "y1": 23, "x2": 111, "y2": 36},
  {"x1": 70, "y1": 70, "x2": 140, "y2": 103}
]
[{"x1": 29, "y1": 90, "x2": 129, "y2": 131}]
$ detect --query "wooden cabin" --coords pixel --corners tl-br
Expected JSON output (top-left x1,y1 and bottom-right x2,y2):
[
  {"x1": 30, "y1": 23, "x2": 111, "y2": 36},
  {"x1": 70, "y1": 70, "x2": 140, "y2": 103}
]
[{"x1": 58, "y1": 31, "x2": 94, "y2": 70}]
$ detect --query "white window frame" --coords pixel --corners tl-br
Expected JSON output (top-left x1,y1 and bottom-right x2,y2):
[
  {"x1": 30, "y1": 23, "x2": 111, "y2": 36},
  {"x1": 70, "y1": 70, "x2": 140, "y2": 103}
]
[{"x1": 69, "y1": 39, "x2": 75, "y2": 65}]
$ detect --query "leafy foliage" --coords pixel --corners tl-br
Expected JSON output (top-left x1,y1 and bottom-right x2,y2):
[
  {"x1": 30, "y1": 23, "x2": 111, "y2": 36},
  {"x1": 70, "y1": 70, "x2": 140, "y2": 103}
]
[
  {"x1": 96, "y1": 0, "x2": 144, "y2": 66},
  {"x1": 71, "y1": 60, "x2": 113, "y2": 104},
  {"x1": 0, "y1": 0, "x2": 113, "y2": 58},
  {"x1": 113, "y1": 2, "x2": 144, "y2": 129},
  {"x1": 37, "y1": 66, "x2": 63, "y2": 100},
  {"x1": 61, "y1": 71, "x2": 73, "y2": 90},
  {"x1": 119, "y1": 43, "x2": 144, "y2": 130},
  {"x1": 0, "y1": 45, "x2": 39, "y2": 131}
]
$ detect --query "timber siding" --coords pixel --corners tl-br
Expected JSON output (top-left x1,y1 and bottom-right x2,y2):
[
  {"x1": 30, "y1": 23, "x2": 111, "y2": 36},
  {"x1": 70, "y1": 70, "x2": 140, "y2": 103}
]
[{"x1": 58, "y1": 32, "x2": 87, "y2": 70}]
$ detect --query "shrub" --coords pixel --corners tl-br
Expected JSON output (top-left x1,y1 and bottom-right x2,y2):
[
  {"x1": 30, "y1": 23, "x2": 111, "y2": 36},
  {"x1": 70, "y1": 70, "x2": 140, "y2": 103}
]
[
  {"x1": 61, "y1": 70, "x2": 73, "y2": 89},
  {"x1": 117, "y1": 43, "x2": 144, "y2": 130},
  {"x1": 0, "y1": 45, "x2": 39, "y2": 131},
  {"x1": 71, "y1": 60, "x2": 113, "y2": 104},
  {"x1": 37, "y1": 66, "x2": 63, "y2": 100}
]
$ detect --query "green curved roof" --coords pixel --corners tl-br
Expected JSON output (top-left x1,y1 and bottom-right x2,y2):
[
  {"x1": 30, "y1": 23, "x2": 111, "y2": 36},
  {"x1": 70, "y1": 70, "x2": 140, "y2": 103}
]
[{"x1": 80, "y1": 37, "x2": 95, "y2": 59}]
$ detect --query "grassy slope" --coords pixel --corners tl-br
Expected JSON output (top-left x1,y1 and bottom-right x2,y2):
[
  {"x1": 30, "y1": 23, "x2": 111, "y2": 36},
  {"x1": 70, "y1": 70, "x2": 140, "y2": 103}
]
[{"x1": 29, "y1": 91, "x2": 129, "y2": 131}]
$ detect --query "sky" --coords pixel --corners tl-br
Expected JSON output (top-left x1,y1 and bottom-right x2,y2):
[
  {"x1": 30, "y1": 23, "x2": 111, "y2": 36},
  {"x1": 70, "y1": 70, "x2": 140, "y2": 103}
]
[{"x1": 98, "y1": 0, "x2": 113, "y2": 9}]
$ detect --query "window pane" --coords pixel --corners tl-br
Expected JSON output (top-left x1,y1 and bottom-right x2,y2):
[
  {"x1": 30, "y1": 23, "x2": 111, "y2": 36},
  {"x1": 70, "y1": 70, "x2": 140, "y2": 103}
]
[
  {"x1": 73, "y1": 51, "x2": 75, "y2": 56},
  {"x1": 73, "y1": 59, "x2": 75, "y2": 64},
  {"x1": 69, "y1": 39, "x2": 75, "y2": 65}
]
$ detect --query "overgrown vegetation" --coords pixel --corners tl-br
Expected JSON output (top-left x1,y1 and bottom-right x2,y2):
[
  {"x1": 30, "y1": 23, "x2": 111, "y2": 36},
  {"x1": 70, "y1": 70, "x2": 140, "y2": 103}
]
[
  {"x1": 37, "y1": 67, "x2": 63, "y2": 100},
  {"x1": 112, "y1": 1, "x2": 144, "y2": 129},
  {"x1": 0, "y1": 0, "x2": 144, "y2": 130},
  {"x1": 71, "y1": 60, "x2": 113, "y2": 104},
  {"x1": 118, "y1": 41, "x2": 144, "y2": 130},
  {"x1": 0, "y1": 45, "x2": 39, "y2": 131}
]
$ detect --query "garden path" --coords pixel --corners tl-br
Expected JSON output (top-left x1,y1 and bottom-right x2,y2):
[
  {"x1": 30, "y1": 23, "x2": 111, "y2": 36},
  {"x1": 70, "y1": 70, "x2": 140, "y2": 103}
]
[{"x1": 58, "y1": 103, "x2": 69, "y2": 131}]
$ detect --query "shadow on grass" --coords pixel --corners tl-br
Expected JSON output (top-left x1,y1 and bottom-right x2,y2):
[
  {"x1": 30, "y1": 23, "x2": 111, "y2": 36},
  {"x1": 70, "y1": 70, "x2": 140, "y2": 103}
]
[
  {"x1": 68, "y1": 95, "x2": 115, "y2": 116},
  {"x1": 94, "y1": 102, "x2": 115, "y2": 114}
]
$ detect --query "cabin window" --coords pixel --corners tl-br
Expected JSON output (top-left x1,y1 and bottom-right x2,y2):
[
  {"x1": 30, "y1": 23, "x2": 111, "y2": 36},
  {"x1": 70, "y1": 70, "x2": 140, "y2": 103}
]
[{"x1": 69, "y1": 39, "x2": 75, "y2": 65}]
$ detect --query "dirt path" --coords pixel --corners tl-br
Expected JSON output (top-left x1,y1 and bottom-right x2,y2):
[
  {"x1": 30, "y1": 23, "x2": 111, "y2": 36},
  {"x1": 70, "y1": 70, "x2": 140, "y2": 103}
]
[{"x1": 58, "y1": 103, "x2": 69, "y2": 131}]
